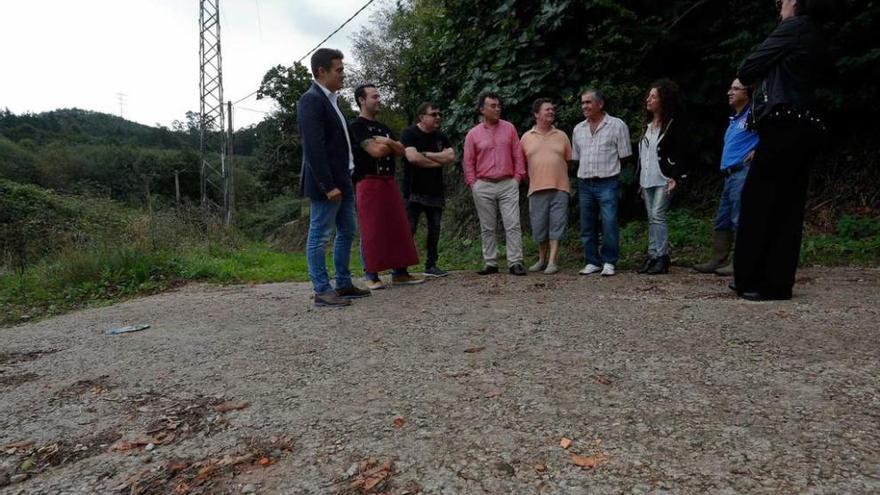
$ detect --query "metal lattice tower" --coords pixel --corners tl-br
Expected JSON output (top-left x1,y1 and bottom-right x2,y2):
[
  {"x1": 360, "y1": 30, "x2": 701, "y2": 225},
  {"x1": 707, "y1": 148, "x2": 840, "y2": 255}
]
[{"x1": 199, "y1": 0, "x2": 232, "y2": 224}]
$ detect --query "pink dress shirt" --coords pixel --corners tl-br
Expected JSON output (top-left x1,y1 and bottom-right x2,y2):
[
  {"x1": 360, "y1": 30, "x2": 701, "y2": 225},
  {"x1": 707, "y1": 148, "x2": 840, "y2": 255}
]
[{"x1": 463, "y1": 119, "x2": 526, "y2": 187}]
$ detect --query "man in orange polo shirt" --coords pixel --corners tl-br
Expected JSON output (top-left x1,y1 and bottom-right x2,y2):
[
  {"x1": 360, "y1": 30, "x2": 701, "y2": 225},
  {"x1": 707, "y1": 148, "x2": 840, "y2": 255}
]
[{"x1": 520, "y1": 98, "x2": 572, "y2": 274}]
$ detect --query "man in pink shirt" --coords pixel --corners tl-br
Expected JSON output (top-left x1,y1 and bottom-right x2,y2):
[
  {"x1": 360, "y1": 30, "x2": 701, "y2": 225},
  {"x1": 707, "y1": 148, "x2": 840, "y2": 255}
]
[{"x1": 464, "y1": 92, "x2": 527, "y2": 276}]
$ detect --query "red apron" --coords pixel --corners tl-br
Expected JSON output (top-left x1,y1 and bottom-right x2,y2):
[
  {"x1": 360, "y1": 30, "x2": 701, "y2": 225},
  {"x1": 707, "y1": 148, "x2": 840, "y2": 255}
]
[{"x1": 356, "y1": 175, "x2": 419, "y2": 273}]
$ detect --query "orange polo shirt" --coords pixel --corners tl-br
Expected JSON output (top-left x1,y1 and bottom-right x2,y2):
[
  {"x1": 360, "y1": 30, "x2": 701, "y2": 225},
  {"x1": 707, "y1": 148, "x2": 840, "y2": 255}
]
[{"x1": 520, "y1": 126, "x2": 572, "y2": 195}]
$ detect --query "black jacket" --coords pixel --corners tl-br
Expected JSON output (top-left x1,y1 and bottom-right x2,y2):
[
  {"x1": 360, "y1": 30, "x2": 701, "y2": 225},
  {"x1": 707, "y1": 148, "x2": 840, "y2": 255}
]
[
  {"x1": 637, "y1": 118, "x2": 688, "y2": 182},
  {"x1": 656, "y1": 118, "x2": 688, "y2": 181},
  {"x1": 738, "y1": 15, "x2": 820, "y2": 123}
]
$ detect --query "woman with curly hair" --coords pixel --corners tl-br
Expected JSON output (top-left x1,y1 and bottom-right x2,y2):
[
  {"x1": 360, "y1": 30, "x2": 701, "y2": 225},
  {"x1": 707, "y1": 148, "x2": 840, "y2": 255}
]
[{"x1": 637, "y1": 79, "x2": 688, "y2": 275}]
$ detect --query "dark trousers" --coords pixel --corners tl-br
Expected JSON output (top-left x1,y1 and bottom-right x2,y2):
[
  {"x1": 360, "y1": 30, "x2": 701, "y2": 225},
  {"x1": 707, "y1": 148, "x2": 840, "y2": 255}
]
[
  {"x1": 406, "y1": 202, "x2": 443, "y2": 268},
  {"x1": 734, "y1": 121, "x2": 817, "y2": 298}
]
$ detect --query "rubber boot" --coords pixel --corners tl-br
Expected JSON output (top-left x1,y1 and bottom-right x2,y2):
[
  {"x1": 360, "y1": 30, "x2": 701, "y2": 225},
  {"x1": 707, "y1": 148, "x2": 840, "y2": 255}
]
[
  {"x1": 715, "y1": 259, "x2": 734, "y2": 276},
  {"x1": 693, "y1": 230, "x2": 733, "y2": 273}
]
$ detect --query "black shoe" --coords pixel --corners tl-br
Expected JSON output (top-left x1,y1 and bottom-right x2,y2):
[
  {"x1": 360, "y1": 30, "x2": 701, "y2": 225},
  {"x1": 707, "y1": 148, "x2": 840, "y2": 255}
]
[
  {"x1": 740, "y1": 289, "x2": 792, "y2": 301},
  {"x1": 423, "y1": 266, "x2": 449, "y2": 278},
  {"x1": 477, "y1": 265, "x2": 499, "y2": 275},
  {"x1": 637, "y1": 257, "x2": 657, "y2": 274},
  {"x1": 335, "y1": 285, "x2": 371, "y2": 299},
  {"x1": 646, "y1": 255, "x2": 670, "y2": 275},
  {"x1": 508, "y1": 263, "x2": 527, "y2": 276}
]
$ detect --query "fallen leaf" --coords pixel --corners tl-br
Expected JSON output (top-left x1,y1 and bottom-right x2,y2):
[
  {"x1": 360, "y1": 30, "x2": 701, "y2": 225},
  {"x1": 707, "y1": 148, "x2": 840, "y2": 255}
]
[
  {"x1": 484, "y1": 389, "x2": 501, "y2": 398},
  {"x1": 594, "y1": 375, "x2": 613, "y2": 386},
  {"x1": 392, "y1": 416, "x2": 406, "y2": 428},
  {"x1": 534, "y1": 462, "x2": 547, "y2": 472},
  {"x1": 464, "y1": 346, "x2": 486, "y2": 353},
  {"x1": 109, "y1": 437, "x2": 156, "y2": 452},
  {"x1": 559, "y1": 438, "x2": 572, "y2": 449},
  {"x1": 4, "y1": 441, "x2": 34, "y2": 450},
  {"x1": 212, "y1": 401, "x2": 250, "y2": 413},
  {"x1": 399, "y1": 480, "x2": 422, "y2": 494},
  {"x1": 570, "y1": 453, "x2": 607, "y2": 470}
]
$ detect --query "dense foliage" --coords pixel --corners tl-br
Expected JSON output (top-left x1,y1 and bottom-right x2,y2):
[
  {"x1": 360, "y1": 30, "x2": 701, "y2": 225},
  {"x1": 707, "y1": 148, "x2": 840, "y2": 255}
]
[{"x1": 348, "y1": 0, "x2": 879, "y2": 218}]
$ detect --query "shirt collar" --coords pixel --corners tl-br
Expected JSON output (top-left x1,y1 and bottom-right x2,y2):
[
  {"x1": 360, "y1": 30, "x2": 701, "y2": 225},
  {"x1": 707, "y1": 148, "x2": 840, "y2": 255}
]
[
  {"x1": 314, "y1": 81, "x2": 336, "y2": 101},
  {"x1": 480, "y1": 119, "x2": 502, "y2": 130},
  {"x1": 730, "y1": 106, "x2": 750, "y2": 120},
  {"x1": 529, "y1": 125, "x2": 557, "y2": 135}
]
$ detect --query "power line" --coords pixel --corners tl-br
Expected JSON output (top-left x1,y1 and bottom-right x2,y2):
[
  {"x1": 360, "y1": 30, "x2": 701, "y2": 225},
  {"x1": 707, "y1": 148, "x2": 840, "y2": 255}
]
[{"x1": 231, "y1": 0, "x2": 376, "y2": 106}]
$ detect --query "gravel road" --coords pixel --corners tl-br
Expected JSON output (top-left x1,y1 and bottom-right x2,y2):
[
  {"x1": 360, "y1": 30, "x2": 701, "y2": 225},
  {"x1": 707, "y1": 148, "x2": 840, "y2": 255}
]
[{"x1": 1, "y1": 266, "x2": 878, "y2": 494}]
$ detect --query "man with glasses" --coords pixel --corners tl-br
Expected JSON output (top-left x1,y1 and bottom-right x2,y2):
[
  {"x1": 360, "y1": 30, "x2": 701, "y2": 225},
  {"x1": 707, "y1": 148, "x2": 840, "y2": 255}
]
[
  {"x1": 693, "y1": 78, "x2": 759, "y2": 276},
  {"x1": 464, "y1": 92, "x2": 528, "y2": 276},
  {"x1": 401, "y1": 102, "x2": 456, "y2": 277}
]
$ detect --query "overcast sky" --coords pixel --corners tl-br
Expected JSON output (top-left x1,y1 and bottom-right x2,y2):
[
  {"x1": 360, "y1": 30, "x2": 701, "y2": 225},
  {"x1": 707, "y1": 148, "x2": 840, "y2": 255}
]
[{"x1": 0, "y1": 0, "x2": 384, "y2": 129}]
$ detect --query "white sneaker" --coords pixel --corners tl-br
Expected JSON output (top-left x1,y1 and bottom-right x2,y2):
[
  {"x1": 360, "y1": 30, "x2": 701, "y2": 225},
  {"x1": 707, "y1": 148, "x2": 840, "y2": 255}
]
[
  {"x1": 543, "y1": 263, "x2": 559, "y2": 275},
  {"x1": 601, "y1": 263, "x2": 616, "y2": 277},
  {"x1": 579, "y1": 264, "x2": 602, "y2": 275}
]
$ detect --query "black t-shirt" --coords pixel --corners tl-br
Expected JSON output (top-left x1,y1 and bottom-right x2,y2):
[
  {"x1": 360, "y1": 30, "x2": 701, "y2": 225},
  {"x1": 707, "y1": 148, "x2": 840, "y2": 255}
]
[
  {"x1": 349, "y1": 116, "x2": 396, "y2": 183},
  {"x1": 400, "y1": 125, "x2": 451, "y2": 201}
]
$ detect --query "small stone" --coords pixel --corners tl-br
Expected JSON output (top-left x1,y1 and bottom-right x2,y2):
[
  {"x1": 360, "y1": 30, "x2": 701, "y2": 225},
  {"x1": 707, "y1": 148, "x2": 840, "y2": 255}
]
[
  {"x1": 242, "y1": 484, "x2": 257, "y2": 493},
  {"x1": 345, "y1": 463, "x2": 359, "y2": 477},
  {"x1": 145, "y1": 443, "x2": 155, "y2": 452},
  {"x1": 10, "y1": 474, "x2": 28, "y2": 484},
  {"x1": 494, "y1": 461, "x2": 515, "y2": 476}
]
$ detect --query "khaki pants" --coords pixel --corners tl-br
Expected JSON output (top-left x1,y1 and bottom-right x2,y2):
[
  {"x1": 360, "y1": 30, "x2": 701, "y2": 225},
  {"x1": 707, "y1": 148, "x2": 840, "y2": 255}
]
[{"x1": 471, "y1": 178, "x2": 523, "y2": 266}]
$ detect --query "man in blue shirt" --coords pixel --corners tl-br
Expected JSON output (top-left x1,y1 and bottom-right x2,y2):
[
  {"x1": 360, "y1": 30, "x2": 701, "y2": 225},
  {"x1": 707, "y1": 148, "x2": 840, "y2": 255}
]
[{"x1": 694, "y1": 78, "x2": 760, "y2": 276}]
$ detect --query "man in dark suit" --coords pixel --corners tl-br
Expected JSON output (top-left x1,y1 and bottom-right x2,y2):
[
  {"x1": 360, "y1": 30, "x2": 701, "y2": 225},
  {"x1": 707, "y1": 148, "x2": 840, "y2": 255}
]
[{"x1": 297, "y1": 48, "x2": 369, "y2": 307}]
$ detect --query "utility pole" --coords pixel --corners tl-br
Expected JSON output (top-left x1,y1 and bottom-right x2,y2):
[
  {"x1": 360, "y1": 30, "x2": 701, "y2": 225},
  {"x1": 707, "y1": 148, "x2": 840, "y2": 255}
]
[
  {"x1": 198, "y1": 0, "x2": 232, "y2": 224},
  {"x1": 116, "y1": 92, "x2": 127, "y2": 119},
  {"x1": 225, "y1": 101, "x2": 234, "y2": 226}
]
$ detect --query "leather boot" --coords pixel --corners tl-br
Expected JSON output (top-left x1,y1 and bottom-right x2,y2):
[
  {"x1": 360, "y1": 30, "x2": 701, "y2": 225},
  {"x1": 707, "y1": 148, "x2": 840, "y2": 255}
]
[
  {"x1": 646, "y1": 254, "x2": 670, "y2": 275},
  {"x1": 693, "y1": 230, "x2": 733, "y2": 273},
  {"x1": 637, "y1": 256, "x2": 657, "y2": 274}
]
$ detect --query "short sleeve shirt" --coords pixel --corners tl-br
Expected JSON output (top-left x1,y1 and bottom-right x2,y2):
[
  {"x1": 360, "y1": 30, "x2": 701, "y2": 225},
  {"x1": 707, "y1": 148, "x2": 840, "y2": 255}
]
[
  {"x1": 349, "y1": 116, "x2": 396, "y2": 183},
  {"x1": 520, "y1": 127, "x2": 571, "y2": 195},
  {"x1": 401, "y1": 124, "x2": 451, "y2": 204},
  {"x1": 571, "y1": 114, "x2": 632, "y2": 179}
]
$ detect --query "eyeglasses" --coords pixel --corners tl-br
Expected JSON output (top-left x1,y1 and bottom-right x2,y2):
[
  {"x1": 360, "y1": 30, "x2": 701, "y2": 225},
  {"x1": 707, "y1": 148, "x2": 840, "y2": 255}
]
[
  {"x1": 729, "y1": 86, "x2": 747, "y2": 92},
  {"x1": 427, "y1": 112, "x2": 441, "y2": 118}
]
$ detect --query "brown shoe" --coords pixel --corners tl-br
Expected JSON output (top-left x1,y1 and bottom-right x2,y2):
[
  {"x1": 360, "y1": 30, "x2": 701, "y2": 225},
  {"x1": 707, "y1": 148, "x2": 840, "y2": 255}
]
[
  {"x1": 391, "y1": 273, "x2": 425, "y2": 285},
  {"x1": 335, "y1": 285, "x2": 371, "y2": 299},
  {"x1": 314, "y1": 291, "x2": 351, "y2": 307}
]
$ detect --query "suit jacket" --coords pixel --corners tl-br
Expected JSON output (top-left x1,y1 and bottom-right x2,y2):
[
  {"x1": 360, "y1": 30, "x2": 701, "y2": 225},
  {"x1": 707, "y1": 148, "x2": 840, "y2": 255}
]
[{"x1": 296, "y1": 82, "x2": 353, "y2": 200}]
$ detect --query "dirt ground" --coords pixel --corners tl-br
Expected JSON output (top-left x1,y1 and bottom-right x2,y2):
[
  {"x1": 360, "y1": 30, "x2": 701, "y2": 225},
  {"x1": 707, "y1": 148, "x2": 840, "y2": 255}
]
[{"x1": 1, "y1": 266, "x2": 879, "y2": 494}]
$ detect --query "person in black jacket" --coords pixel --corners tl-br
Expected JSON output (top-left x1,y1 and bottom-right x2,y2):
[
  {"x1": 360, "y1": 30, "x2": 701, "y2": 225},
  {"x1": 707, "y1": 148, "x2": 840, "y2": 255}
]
[
  {"x1": 637, "y1": 78, "x2": 687, "y2": 275},
  {"x1": 732, "y1": 0, "x2": 825, "y2": 301}
]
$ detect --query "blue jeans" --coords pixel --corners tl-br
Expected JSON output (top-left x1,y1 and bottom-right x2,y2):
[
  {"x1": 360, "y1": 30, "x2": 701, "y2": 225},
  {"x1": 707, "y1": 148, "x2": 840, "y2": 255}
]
[
  {"x1": 713, "y1": 165, "x2": 749, "y2": 231},
  {"x1": 642, "y1": 186, "x2": 671, "y2": 257},
  {"x1": 578, "y1": 177, "x2": 619, "y2": 266},
  {"x1": 306, "y1": 193, "x2": 356, "y2": 294}
]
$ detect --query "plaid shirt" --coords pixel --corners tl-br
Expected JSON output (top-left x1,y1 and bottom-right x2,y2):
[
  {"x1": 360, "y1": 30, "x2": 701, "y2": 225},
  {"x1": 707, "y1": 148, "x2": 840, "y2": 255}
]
[{"x1": 571, "y1": 114, "x2": 632, "y2": 179}]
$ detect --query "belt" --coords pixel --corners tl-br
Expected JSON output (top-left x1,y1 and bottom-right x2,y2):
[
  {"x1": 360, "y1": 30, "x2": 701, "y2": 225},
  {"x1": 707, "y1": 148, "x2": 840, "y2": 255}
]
[
  {"x1": 478, "y1": 176, "x2": 513, "y2": 183},
  {"x1": 722, "y1": 164, "x2": 746, "y2": 177},
  {"x1": 580, "y1": 174, "x2": 618, "y2": 182}
]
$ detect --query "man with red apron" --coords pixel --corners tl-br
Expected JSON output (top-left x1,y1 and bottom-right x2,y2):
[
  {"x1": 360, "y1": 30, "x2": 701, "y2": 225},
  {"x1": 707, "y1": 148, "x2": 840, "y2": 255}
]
[{"x1": 350, "y1": 84, "x2": 424, "y2": 290}]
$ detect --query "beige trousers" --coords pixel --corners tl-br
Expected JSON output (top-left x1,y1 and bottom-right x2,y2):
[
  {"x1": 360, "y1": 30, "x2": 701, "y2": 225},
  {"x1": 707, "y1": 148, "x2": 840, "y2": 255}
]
[{"x1": 471, "y1": 178, "x2": 523, "y2": 266}]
